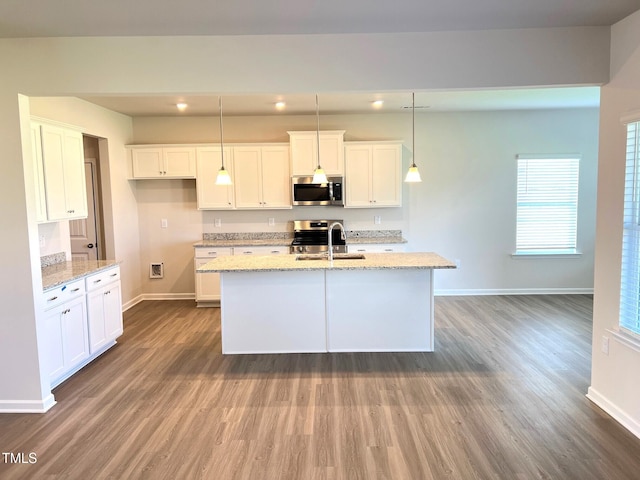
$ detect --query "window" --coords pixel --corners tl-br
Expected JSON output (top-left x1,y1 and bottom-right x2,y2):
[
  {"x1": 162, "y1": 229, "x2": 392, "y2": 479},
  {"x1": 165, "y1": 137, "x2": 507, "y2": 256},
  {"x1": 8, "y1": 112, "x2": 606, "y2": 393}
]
[
  {"x1": 515, "y1": 154, "x2": 580, "y2": 254},
  {"x1": 620, "y1": 121, "x2": 640, "y2": 336}
]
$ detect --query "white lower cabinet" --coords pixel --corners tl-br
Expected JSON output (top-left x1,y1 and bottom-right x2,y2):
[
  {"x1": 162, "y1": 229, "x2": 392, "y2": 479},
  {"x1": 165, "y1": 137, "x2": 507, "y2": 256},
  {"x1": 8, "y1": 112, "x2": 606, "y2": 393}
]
[
  {"x1": 86, "y1": 267, "x2": 123, "y2": 354},
  {"x1": 348, "y1": 243, "x2": 407, "y2": 253},
  {"x1": 195, "y1": 245, "x2": 289, "y2": 306},
  {"x1": 195, "y1": 247, "x2": 233, "y2": 305},
  {"x1": 42, "y1": 280, "x2": 89, "y2": 387},
  {"x1": 43, "y1": 265, "x2": 122, "y2": 388}
]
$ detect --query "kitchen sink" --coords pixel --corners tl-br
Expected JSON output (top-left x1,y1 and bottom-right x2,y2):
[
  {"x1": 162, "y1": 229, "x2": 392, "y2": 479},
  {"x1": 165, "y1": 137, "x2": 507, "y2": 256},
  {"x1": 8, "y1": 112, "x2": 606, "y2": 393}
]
[{"x1": 296, "y1": 253, "x2": 366, "y2": 261}]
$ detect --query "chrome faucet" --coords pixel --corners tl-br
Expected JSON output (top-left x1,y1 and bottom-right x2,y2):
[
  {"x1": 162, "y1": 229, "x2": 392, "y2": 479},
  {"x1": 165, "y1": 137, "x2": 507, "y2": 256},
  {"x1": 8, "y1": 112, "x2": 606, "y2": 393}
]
[{"x1": 328, "y1": 222, "x2": 346, "y2": 262}]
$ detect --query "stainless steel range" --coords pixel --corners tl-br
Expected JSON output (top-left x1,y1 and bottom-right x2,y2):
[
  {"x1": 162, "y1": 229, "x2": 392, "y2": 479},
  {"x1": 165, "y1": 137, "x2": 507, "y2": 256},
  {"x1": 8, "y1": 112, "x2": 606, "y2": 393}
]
[{"x1": 290, "y1": 220, "x2": 347, "y2": 254}]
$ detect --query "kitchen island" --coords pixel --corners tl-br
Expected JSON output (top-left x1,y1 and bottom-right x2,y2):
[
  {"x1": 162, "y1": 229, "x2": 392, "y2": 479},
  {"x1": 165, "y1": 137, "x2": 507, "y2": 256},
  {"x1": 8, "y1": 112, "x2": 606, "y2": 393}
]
[{"x1": 198, "y1": 252, "x2": 455, "y2": 354}]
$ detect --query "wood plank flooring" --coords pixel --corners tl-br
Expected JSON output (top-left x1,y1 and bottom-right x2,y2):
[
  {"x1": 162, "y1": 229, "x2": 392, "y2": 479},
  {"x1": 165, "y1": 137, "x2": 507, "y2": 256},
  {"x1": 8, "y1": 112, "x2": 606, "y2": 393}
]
[{"x1": 1, "y1": 295, "x2": 640, "y2": 479}]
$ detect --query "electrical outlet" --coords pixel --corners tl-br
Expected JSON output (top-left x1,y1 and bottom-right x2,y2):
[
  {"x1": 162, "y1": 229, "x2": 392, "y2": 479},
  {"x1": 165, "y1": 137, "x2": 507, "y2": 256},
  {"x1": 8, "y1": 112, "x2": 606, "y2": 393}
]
[
  {"x1": 374, "y1": 215, "x2": 381, "y2": 225},
  {"x1": 601, "y1": 336, "x2": 609, "y2": 355},
  {"x1": 268, "y1": 217, "x2": 275, "y2": 226},
  {"x1": 455, "y1": 259, "x2": 461, "y2": 268},
  {"x1": 214, "y1": 218, "x2": 222, "y2": 227},
  {"x1": 161, "y1": 219, "x2": 168, "y2": 228},
  {"x1": 39, "y1": 235, "x2": 46, "y2": 248}
]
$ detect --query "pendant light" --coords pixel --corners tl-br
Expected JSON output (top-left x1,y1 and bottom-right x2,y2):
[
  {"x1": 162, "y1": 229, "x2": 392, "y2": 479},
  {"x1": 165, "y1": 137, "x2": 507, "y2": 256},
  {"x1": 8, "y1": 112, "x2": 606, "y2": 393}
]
[
  {"x1": 215, "y1": 96, "x2": 232, "y2": 185},
  {"x1": 405, "y1": 92, "x2": 422, "y2": 183},
  {"x1": 312, "y1": 94, "x2": 329, "y2": 184}
]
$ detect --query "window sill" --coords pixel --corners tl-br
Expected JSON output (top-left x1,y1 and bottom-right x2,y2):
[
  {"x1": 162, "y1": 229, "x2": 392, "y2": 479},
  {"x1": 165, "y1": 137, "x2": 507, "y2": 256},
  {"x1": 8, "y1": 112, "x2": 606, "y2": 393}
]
[
  {"x1": 608, "y1": 328, "x2": 640, "y2": 353},
  {"x1": 511, "y1": 251, "x2": 582, "y2": 259}
]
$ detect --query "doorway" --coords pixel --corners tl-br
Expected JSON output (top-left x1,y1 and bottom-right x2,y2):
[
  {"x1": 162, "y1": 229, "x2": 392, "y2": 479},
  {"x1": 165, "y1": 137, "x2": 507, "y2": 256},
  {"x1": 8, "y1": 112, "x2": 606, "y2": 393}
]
[{"x1": 70, "y1": 136, "x2": 105, "y2": 261}]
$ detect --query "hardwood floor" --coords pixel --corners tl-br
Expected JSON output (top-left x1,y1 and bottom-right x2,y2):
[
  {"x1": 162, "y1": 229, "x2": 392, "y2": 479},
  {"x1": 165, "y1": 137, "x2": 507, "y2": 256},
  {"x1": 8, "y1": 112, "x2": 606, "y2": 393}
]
[{"x1": 1, "y1": 295, "x2": 640, "y2": 479}]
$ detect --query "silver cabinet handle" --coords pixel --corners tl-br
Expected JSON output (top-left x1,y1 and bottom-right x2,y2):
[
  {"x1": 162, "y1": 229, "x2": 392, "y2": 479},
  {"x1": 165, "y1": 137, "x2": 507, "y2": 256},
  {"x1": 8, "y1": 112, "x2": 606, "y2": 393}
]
[
  {"x1": 93, "y1": 279, "x2": 102, "y2": 284},
  {"x1": 110, "y1": 273, "x2": 118, "y2": 277},
  {"x1": 71, "y1": 288, "x2": 80, "y2": 292},
  {"x1": 48, "y1": 296, "x2": 58, "y2": 302}
]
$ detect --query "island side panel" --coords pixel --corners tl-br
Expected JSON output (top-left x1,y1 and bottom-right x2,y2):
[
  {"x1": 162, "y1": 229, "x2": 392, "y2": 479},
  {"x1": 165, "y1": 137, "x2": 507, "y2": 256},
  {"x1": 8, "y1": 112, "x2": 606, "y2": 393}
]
[
  {"x1": 220, "y1": 270, "x2": 327, "y2": 354},
  {"x1": 326, "y1": 268, "x2": 433, "y2": 352}
]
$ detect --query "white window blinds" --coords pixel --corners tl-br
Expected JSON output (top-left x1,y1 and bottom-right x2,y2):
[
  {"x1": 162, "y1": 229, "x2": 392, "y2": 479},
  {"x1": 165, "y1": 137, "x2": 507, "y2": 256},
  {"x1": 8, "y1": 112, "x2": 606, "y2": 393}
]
[
  {"x1": 516, "y1": 155, "x2": 580, "y2": 253},
  {"x1": 620, "y1": 121, "x2": 640, "y2": 335}
]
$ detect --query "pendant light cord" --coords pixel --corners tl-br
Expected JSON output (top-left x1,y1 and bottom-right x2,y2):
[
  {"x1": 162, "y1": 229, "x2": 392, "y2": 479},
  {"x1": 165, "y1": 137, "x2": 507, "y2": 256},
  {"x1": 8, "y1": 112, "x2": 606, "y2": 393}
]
[
  {"x1": 219, "y1": 96, "x2": 225, "y2": 168},
  {"x1": 412, "y1": 92, "x2": 416, "y2": 168},
  {"x1": 316, "y1": 94, "x2": 321, "y2": 169}
]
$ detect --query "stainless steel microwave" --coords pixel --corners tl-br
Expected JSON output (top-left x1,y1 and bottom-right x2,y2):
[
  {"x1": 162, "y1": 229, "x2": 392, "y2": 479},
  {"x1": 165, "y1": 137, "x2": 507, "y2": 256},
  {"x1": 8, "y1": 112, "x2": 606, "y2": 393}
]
[{"x1": 291, "y1": 176, "x2": 344, "y2": 206}]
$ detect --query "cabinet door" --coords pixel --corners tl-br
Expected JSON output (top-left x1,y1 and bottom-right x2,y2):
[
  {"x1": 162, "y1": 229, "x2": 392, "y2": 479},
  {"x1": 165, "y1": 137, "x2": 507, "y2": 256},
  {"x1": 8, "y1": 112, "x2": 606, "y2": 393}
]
[
  {"x1": 104, "y1": 281, "x2": 123, "y2": 340},
  {"x1": 40, "y1": 124, "x2": 68, "y2": 220},
  {"x1": 62, "y1": 129, "x2": 88, "y2": 218},
  {"x1": 61, "y1": 297, "x2": 89, "y2": 371},
  {"x1": 319, "y1": 134, "x2": 344, "y2": 175},
  {"x1": 30, "y1": 124, "x2": 48, "y2": 223},
  {"x1": 163, "y1": 147, "x2": 196, "y2": 178},
  {"x1": 195, "y1": 258, "x2": 222, "y2": 302},
  {"x1": 87, "y1": 287, "x2": 108, "y2": 354},
  {"x1": 289, "y1": 133, "x2": 316, "y2": 176},
  {"x1": 233, "y1": 146, "x2": 263, "y2": 208},
  {"x1": 345, "y1": 144, "x2": 372, "y2": 207},
  {"x1": 131, "y1": 148, "x2": 164, "y2": 178},
  {"x1": 44, "y1": 307, "x2": 65, "y2": 383},
  {"x1": 261, "y1": 146, "x2": 291, "y2": 209},
  {"x1": 196, "y1": 147, "x2": 235, "y2": 209},
  {"x1": 371, "y1": 144, "x2": 402, "y2": 207}
]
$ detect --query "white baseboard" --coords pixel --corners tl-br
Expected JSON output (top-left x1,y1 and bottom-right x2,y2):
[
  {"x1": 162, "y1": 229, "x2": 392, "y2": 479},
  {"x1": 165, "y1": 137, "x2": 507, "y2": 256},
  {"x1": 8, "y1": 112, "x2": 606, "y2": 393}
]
[
  {"x1": 0, "y1": 394, "x2": 56, "y2": 413},
  {"x1": 586, "y1": 387, "x2": 640, "y2": 440},
  {"x1": 434, "y1": 287, "x2": 594, "y2": 296},
  {"x1": 122, "y1": 293, "x2": 195, "y2": 312}
]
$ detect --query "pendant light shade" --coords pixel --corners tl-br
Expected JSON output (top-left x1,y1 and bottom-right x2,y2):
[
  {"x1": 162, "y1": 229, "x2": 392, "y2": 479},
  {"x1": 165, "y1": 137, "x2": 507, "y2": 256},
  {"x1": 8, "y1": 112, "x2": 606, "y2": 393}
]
[
  {"x1": 312, "y1": 94, "x2": 329, "y2": 184},
  {"x1": 405, "y1": 92, "x2": 422, "y2": 183},
  {"x1": 215, "y1": 96, "x2": 232, "y2": 185}
]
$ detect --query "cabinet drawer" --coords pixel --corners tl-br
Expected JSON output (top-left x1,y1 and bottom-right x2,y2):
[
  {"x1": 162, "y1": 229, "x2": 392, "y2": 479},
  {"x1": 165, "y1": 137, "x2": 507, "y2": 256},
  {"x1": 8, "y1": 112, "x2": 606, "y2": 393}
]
[
  {"x1": 42, "y1": 279, "x2": 85, "y2": 311},
  {"x1": 194, "y1": 247, "x2": 233, "y2": 259},
  {"x1": 235, "y1": 246, "x2": 289, "y2": 255},
  {"x1": 86, "y1": 266, "x2": 121, "y2": 292}
]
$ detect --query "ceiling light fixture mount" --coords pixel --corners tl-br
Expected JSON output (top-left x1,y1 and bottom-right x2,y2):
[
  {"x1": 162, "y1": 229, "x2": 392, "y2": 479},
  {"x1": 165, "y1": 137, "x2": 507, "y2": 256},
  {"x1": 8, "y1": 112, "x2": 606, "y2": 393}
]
[
  {"x1": 215, "y1": 96, "x2": 232, "y2": 186},
  {"x1": 405, "y1": 92, "x2": 422, "y2": 183}
]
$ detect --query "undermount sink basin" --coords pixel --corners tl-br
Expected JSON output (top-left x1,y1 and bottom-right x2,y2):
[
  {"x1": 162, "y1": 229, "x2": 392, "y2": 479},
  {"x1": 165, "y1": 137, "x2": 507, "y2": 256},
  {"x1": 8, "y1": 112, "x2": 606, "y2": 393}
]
[{"x1": 296, "y1": 253, "x2": 366, "y2": 261}]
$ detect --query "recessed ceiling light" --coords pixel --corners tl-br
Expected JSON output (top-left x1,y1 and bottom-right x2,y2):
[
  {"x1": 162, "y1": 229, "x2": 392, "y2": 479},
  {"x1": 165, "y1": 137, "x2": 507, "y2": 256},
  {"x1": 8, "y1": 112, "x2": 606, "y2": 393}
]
[
  {"x1": 372, "y1": 100, "x2": 384, "y2": 109},
  {"x1": 176, "y1": 102, "x2": 188, "y2": 111},
  {"x1": 275, "y1": 101, "x2": 286, "y2": 110}
]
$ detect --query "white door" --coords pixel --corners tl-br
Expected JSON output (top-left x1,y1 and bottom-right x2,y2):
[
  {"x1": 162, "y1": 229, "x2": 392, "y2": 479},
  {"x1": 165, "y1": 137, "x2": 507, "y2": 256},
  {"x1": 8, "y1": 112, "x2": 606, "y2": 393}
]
[{"x1": 71, "y1": 159, "x2": 99, "y2": 261}]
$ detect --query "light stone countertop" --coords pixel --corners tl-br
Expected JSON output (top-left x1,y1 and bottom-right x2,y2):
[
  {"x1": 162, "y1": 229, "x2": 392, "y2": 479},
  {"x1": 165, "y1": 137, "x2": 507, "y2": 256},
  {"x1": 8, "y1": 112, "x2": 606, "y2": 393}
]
[
  {"x1": 42, "y1": 260, "x2": 119, "y2": 291},
  {"x1": 197, "y1": 252, "x2": 455, "y2": 273},
  {"x1": 193, "y1": 236, "x2": 407, "y2": 248}
]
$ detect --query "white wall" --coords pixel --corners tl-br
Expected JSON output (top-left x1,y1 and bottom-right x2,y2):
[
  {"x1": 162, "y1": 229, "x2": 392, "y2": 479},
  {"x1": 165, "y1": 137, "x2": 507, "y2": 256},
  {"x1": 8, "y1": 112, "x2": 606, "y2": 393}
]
[
  {"x1": 132, "y1": 108, "x2": 599, "y2": 296},
  {"x1": 0, "y1": 27, "x2": 612, "y2": 410},
  {"x1": 589, "y1": 9, "x2": 640, "y2": 438}
]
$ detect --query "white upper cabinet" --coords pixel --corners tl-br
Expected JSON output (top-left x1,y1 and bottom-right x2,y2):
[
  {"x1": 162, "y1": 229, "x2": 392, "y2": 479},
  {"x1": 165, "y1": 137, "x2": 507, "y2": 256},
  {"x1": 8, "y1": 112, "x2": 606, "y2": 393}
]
[
  {"x1": 345, "y1": 142, "x2": 402, "y2": 208},
  {"x1": 130, "y1": 145, "x2": 196, "y2": 178},
  {"x1": 234, "y1": 145, "x2": 291, "y2": 209},
  {"x1": 288, "y1": 131, "x2": 345, "y2": 176},
  {"x1": 32, "y1": 120, "x2": 88, "y2": 222},
  {"x1": 30, "y1": 123, "x2": 48, "y2": 223},
  {"x1": 196, "y1": 146, "x2": 235, "y2": 209}
]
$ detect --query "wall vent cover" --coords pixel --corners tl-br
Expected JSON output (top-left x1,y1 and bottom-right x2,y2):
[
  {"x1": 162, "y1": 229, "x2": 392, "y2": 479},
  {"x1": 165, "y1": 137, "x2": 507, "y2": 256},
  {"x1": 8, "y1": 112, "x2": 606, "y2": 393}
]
[{"x1": 150, "y1": 262, "x2": 164, "y2": 279}]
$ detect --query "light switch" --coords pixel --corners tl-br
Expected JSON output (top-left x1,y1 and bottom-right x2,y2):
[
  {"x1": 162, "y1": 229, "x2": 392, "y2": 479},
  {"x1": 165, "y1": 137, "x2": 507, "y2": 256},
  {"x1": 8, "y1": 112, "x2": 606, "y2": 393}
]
[
  {"x1": 161, "y1": 219, "x2": 168, "y2": 228},
  {"x1": 214, "y1": 218, "x2": 222, "y2": 227},
  {"x1": 268, "y1": 218, "x2": 275, "y2": 226},
  {"x1": 374, "y1": 216, "x2": 381, "y2": 225}
]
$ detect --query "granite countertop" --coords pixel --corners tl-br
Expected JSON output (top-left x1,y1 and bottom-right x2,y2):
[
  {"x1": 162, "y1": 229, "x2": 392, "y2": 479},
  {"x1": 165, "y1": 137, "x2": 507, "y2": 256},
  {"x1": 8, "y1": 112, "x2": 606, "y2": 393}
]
[
  {"x1": 42, "y1": 260, "x2": 119, "y2": 291},
  {"x1": 197, "y1": 252, "x2": 455, "y2": 273},
  {"x1": 194, "y1": 231, "x2": 407, "y2": 248}
]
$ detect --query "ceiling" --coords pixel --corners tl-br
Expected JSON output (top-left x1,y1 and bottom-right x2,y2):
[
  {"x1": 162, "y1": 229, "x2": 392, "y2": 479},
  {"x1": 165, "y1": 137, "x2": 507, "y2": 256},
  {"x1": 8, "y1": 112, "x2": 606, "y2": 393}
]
[
  {"x1": 79, "y1": 88, "x2": 601, "y2": 117},
  {"x1": 5, "y1": 1, "x2": 622, "y2": 115},
  {"x1": 0, "y1": 0, "x2": 637, "y2": 37}
]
